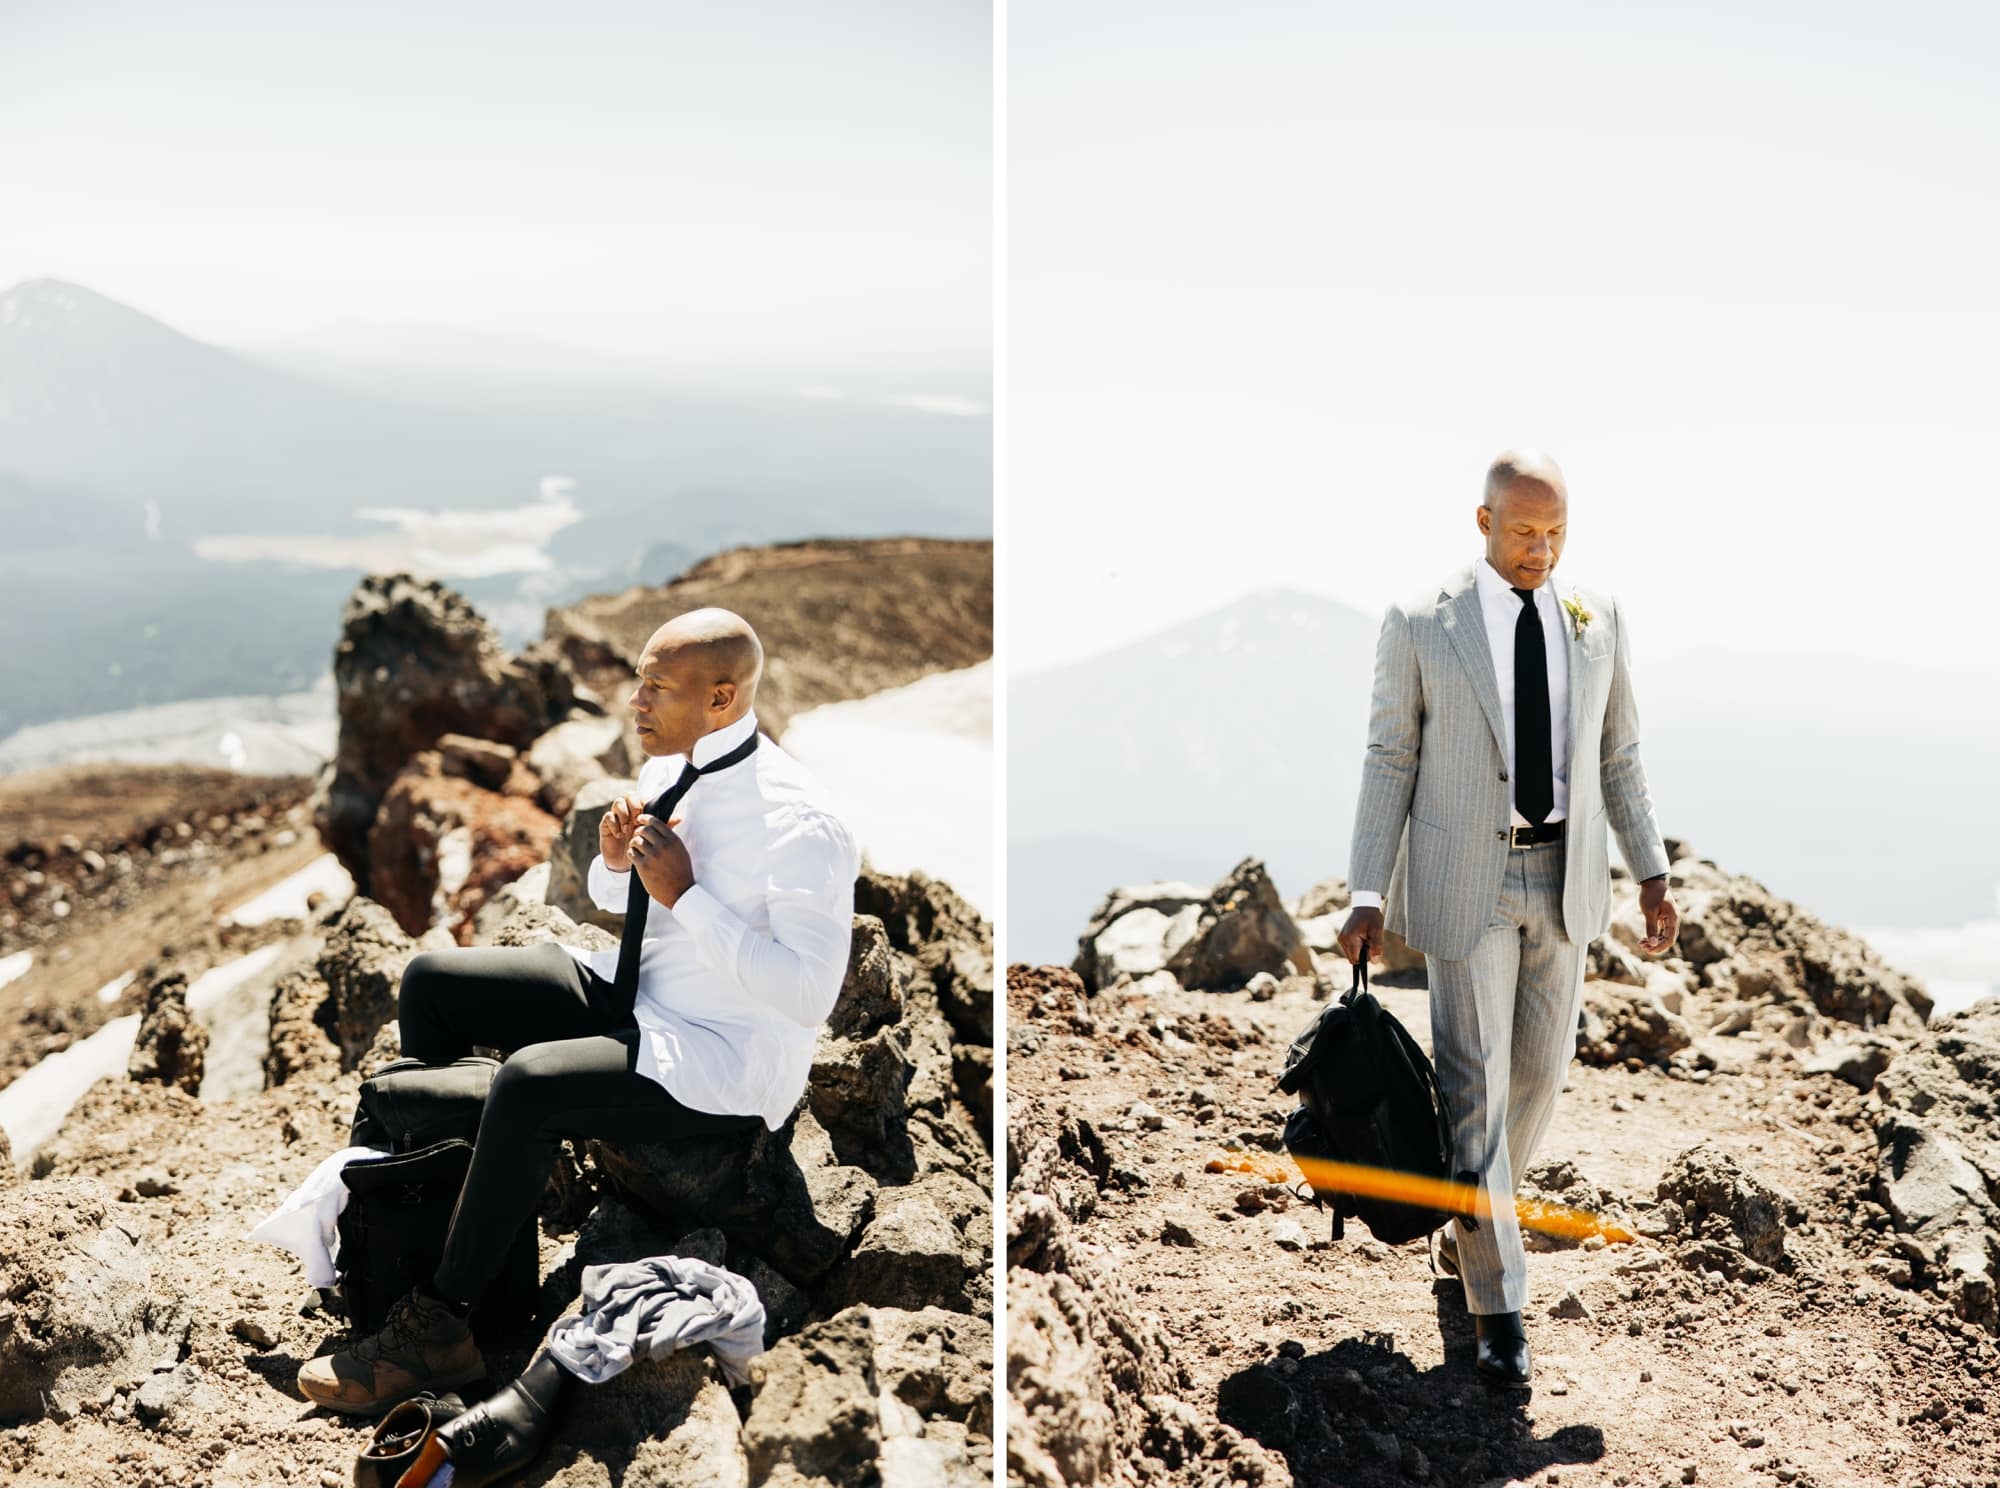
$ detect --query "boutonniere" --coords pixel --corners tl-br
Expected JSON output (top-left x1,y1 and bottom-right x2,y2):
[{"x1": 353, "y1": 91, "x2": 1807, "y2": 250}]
[{"x1": 1561, "y1": 594, "x2": 1593, "y2": 640}]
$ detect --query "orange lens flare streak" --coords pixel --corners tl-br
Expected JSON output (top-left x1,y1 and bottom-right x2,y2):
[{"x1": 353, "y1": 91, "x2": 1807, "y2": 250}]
[{"x1": 1206, "y1": 1152, "x2": 1635, "y2": 1244}]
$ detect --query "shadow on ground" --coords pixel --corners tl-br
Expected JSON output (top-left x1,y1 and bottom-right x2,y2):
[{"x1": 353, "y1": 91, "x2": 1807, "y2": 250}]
[{"x1": 1217, "y1": 1282, "x2": 1605, "y2": 1487}]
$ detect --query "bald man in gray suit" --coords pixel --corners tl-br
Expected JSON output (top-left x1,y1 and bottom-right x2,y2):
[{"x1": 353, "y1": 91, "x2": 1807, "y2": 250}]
[{"x1": 1338, "y1": 451, "x2": 1679, "y2": 1387}]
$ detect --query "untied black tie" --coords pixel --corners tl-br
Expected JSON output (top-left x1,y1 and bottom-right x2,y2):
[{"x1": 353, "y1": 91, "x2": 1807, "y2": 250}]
[
  {"x1": 1510, "y1": 586, "x2": 1554, "y2": 827},
  {"x1": 610, "y1": 730, "x2": 760, "y2": 1016}
]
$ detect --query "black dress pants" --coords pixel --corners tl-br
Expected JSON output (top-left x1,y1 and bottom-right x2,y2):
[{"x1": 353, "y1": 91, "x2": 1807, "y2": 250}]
[{"x1": 395, "y1": 942, "x2": 761, "y2": 1311}]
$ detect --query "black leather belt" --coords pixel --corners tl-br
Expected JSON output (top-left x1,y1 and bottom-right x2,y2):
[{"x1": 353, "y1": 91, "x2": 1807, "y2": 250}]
[{"x1": 1509, "y1": 821, "x2": 1566, "y2": 848}]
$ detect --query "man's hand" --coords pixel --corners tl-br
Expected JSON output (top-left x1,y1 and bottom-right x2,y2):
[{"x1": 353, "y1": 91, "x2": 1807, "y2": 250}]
[
  {"x1": 599, "y1": 795, "x2": 643, "y2": 873},
  {"x1": 628, "y1": 814, "x2": 695, "y2": 909},
  {"x1": 1638, "y1": 875, "x2": 1678, "y2": 956},
  {"x1": 1337, "y1": 906, "x2": 1385, "y2": 965}
]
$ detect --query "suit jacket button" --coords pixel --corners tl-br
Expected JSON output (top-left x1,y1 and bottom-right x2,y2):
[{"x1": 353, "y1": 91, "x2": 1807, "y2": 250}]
[
  {"x1": 1499, "y1": 771, "x2": 1509, "y2": 781},
  {"x1": 1496, "y1": 830, "x2": 1506, "y2": 840}
]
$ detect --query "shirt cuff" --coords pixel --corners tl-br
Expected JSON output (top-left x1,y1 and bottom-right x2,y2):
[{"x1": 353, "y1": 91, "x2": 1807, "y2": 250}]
[
  {"x1": 1349, "y1": 891, "x2": 1383, "y2": 910},
  {"x1": 587, "y1": 854, "x2": 633, "y2": 912}
]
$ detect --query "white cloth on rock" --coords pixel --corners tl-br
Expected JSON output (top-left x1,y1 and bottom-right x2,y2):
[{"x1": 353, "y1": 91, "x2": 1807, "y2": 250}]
[
  {"x1": 244, "y1": 1144, "x2": 382, "y2": 1287},
  {"x1": 545, "y1": 1256, "x2": 767, "y2": 1387}
]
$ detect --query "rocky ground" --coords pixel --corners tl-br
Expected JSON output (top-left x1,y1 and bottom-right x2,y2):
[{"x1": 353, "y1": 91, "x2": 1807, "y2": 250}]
[
  {"x1": 1007, "y1": 848, "x2": 2000, "y2": 1488},
  {"x1": 1, "y1": 544, "x2": 997, "y2": 1486},
  {"x1": 547, "y1": 537, "x2": 995, "y2": 740},
  {"x1": 0, "y1": 766, "x2": 322, "y2": 1087}
]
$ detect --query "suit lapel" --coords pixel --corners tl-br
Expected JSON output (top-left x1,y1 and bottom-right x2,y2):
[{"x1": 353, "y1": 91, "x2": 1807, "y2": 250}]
[
  {"x1": 1558, "y1": 578, "x2": 1589, "y2": 777},
  {"x1": 1439, "y1": 568, "x2": 1509, "y2": 762}
]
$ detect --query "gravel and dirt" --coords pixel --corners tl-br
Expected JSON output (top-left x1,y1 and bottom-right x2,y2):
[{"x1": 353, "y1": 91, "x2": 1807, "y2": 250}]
[{"x1": 1006, "y1": 858, "x2": 2000, "y2": 1489}]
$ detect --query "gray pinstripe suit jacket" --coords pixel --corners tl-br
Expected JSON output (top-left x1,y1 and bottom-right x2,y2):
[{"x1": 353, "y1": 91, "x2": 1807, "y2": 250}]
[{"x1": 1348, "y1": 565, "x2": 1670, "y2": 961}]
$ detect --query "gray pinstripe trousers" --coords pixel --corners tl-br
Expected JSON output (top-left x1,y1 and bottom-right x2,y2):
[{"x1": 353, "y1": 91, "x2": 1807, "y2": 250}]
[{"x1": 1427, "y1": 838, "x2": 1587, "y2": 1315}]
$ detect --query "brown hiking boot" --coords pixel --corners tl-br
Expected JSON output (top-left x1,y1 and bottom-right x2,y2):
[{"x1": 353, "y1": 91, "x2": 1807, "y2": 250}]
[{"x1": 298, "y1": 1289, "x2": 485, "y2": 1416}]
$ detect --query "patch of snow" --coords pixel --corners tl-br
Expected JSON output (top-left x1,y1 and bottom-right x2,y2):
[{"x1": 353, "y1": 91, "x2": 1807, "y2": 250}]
[
  {"x1": 185, "y1": 943, "x2": 289, "y2": 1015},
  {"x1": 223, "y1": 853, "x2": 354, "y2": 927},
  {"x1": 783, "y1": 662, "x2": 991, "y2": 915},
  {"x1": 0, "y1": 950, "x2": 31, "y2": 992},
  {"x1": 95, "y1": 970, "x2": 135, "y2": 1005},
  {"x1": 0, "y1": 1014, "x2": 139, "y2": 1168}
]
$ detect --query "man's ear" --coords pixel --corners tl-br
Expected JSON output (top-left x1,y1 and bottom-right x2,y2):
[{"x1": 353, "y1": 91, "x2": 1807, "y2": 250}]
[
  {"x1": 1475, "y1": 504, "x2": 1492, "y2": 537},
  {"x1": 708, "y1": 680, "x2": 738, "y2": 715}
]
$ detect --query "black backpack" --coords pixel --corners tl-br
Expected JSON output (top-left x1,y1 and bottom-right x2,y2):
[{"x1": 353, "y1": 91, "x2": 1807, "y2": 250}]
[
  {"x1": 336, "y1": 1056, "x2": 540, "y2": 1345},
  {"x1": 1277, "y1": 960, "x2": 1477, "y2": 1246}
]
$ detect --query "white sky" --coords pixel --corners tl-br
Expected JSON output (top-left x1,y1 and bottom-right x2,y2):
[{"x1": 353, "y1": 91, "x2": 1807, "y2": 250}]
[
  {"x1": 0, "y1": 0, "x2": 990, "y2": 377},
  {"x1": 1010, "y1": 3, "x2": 2000, "y2": 672}
]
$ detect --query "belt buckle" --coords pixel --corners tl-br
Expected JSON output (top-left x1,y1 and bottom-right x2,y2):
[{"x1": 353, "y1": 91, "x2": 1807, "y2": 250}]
[{"x1": 1510, "y1": 824, "x2": 1536, "y2": 849}]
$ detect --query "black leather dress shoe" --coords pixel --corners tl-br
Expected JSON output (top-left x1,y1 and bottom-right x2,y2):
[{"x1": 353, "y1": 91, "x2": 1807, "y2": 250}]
[
  {"x1": 399, "y1": 1341, "x2": 574, "y2": 1488},
  {"x1": 1473, "y1": 1310, "x2": 1532, "y2": 1386},
  {"x1": 355, "y1": 1392, "x2": 464, "y2": 1487}
]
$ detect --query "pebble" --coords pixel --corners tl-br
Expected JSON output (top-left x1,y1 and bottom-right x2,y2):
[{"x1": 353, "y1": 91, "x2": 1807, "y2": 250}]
[
  {"x1": 1549, "y1": 1289, "x2": 1590, "y2": 1320},
  {"x1": 1271, "y1": 1218, "x2": 1309, "y2": 1251},
  {"x1": 230, "y1": 1316, "x2": 278, "y2": 1349}
]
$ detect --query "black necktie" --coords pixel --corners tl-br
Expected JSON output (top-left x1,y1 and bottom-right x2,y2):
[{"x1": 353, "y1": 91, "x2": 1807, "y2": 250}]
[
  {"x1": 610, "y1": 730, "x2": 760, "y2": 1015},
  {"x1": 1511, "y1": 587, "x2": 1553, "y2": 826}
]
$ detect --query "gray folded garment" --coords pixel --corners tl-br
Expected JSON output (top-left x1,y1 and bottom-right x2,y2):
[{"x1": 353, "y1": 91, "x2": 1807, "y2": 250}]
[{"x1": 546, "y1": 1256, "x2": 768, "y2": 1387}]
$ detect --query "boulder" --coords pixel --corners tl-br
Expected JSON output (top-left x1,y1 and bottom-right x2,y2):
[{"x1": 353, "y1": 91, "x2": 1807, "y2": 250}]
[
  {"x1": 547, "y1": 777, "x2": 638, "y2": 934},
  {"x1": 367, "y1": 751, "x2": 559, "y2": 940},
  {"x1": 1576, "y1": 980, "x2": 1696, "y2": 1068},
  {"x1": 542, "y1": 1346, "x2": 749, "y2": 1488},
  {"x1": 315, "y1": 573, "x2": 578, "y2": 892},
  {"x1": 1801, "y1": 1033, "x2": 1901, "y2": 1092},
  {"x1": 1656, "y1": 1141, "x2": 1795, "y2": 1271},
  {"x1": 525, "y1": 713, "x2": 641, "y2": 819},
  {"x1": 0, "y1": 1177, "x2": 191, "y2": 1421},
  {"x1": 1083, "y1": 906, "x2": 1201, "y2": 988},
  {"x1": 742, "y1": 1308, "x2": 883, "y2": 1487},
  {"x1": 871, "y1": 1306, "x2": 994, "y2": 1441},
  {"x1": 1622, "y1": 858, "x2": 1933, "y2": 1031},
  {"x1": 126, "y1": 969, "x2": 206, "y2": 1096},
  {"x1": 854, "y1": 869, "x2": 994, "y2": 1048},
  {"x1": 435, "y1": 733, "x2": 534, "y2": 795},
  {"x1": 315, "y1": 897, "x2": 440, "y2": 1070},
  {"x1": 590, "y1": 1107, "x2": 877, "y2": 1286},
  {"x1": 1072, "y1": 882, "x2": 1205, "y2": 990},
  {"x1": 1871, "y1": 1002, "x2": 2000, "y2": 1329},
  {"x1": 262, "y1": 965, "x2": 338, "y2": 1088},
  {"x1": 470, "y1": 860, "x2": 551, "y2": 943},
  {"x1": 832, "y1": 1181, "x2": 973, "y2": 1314},
  {"x1": 1165, "y1": 858, "x2": 1310, "y2": 992}
]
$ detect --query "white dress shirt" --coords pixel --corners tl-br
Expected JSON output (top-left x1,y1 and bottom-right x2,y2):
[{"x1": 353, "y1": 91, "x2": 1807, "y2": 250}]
[
  {"x1": 562, "y1": 710, "x2": 859, "y2": 1130},
  {"x1": 1351, "y1": 558, "x2": 1571, "y2": 912}
]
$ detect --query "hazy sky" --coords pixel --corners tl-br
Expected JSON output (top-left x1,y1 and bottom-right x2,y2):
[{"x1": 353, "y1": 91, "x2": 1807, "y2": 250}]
[
  {"x1": 0, "y1": 0, "x2": 990, "y2": 378},
  {"x1": 1011, "y1": 2, "x2": 2000, "y2": 672}
]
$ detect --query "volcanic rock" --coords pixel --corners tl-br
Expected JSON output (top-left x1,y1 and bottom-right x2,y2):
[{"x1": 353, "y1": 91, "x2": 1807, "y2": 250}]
[
  {"x1": 1871, "y1": 1000, "x2": 2000, "y2": 1329},
  {"x1": 525, "y1": 713, "x2": 641, "y2": 819},
  {"x1": 742, "y1": 1307, "x2": 883, "y2": 1486},
  {"x1": 1165, "y1": 858, "x2": 1311, "y2": 991},
  {"x1": 854, "y1": 868, "x2": 994, "y2": 1047},
  {"x1": 1577, "y1": 980, "x2": 1696, "y2": 1068},
  {"x1": 1657, "y1": 1141, "x2": 1796, "y2": 1271},
  {"x1": 126, "y1": 969, "x2": 206, "y2": 1095},
  {"x1": 1073, "y1": 881, "x2": 1205, "y2": 991},
  {"x1": 366, "y1": 750, "x2": 559, "y2": 940},
  {"x1": 546, "y1": 777, "x2": 636, "y2": 934},
  {"x1": 315, "y1": 573, "x2": 577, "y2": 893},
  {"x1": 0, "y1": 1178, "x2": 191, "y2": 1421}
]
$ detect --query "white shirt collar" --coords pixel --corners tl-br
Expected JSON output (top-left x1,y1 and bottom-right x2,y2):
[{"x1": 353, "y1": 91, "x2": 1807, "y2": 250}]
[
  {"x1": 689, "y1": 708, "x2": 760, "y2": 768},
  {"x1": 1475, "y1": 556, "x2": 1557, "y2": 611}
]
